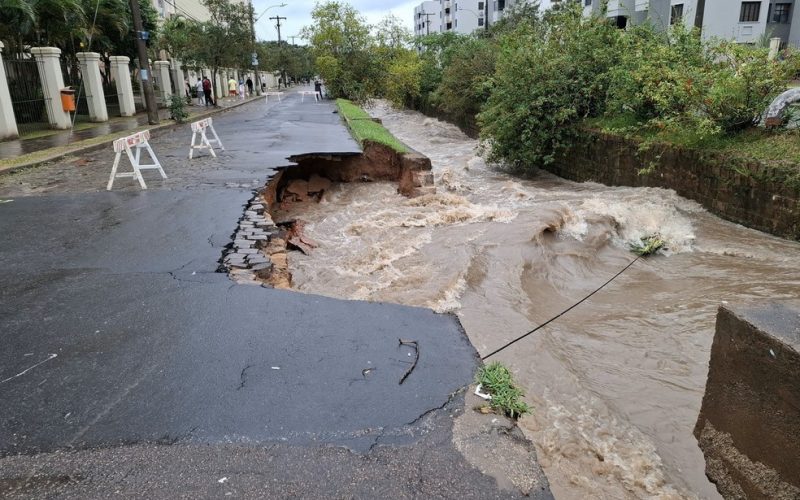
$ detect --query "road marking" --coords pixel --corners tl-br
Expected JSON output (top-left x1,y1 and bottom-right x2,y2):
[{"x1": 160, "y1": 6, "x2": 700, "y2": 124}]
[{"x1": 0, "y1": 353, "x2": 58, "y2": 385}]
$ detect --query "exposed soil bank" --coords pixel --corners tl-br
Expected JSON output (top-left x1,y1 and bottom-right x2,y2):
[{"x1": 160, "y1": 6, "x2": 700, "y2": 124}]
[
  {"x1": 222, "y1": 142, "x2": 435, "y2": 287},
  {"x1": 694, "y1": 301, "x2": 800, "y2": 499},
  {"x1": 549, "y1": 131, "x2": 800, "y2": 241}
]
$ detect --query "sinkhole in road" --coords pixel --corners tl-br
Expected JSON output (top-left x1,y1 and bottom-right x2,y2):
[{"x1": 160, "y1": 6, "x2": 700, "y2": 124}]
[{"x1": 220, "y1": 146, "x2": 436, "y2": 289}]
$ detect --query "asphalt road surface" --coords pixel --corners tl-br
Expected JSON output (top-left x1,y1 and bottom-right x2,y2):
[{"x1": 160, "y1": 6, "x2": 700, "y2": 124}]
[{"x1": 0, "y1": 90, "x2": 551, "y2": 498}]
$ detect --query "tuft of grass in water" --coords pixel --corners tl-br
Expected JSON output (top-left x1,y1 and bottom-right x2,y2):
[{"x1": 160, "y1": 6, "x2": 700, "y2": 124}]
[
  {"x1": 630, "y1": 234, "x2": 665, "y2": 256},
  {"x1": 475, "y1": 362, "x2": 530, "y2": 419}
]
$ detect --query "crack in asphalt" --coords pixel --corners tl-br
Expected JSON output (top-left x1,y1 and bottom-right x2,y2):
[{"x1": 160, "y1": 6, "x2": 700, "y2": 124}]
[
  {"x1": 367, "y1": 387, "x2": 463, "y2": 454},
  {"x1": 238, "y1": 364, "x2": 253, "y2": 390}
]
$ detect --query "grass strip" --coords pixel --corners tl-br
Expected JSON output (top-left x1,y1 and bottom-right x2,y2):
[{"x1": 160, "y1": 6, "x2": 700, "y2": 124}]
[{"x1": 336, "y1": 99, "x2": 409, "y2": 153}]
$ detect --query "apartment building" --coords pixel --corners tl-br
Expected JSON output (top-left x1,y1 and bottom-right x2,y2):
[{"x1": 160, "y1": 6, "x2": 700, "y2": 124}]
[
  {"x1": 673, "y1": 0, "x2": 800, "y2": 45},
  {"x1": 583, "y1": 0, "x2": 800, "y2": 45},
  {"x1": 415, "y1": 1, "x2": 441, "y2": 36},
  {"x1": 151, "y1": 0, "x2": 252, "y2": 22}
]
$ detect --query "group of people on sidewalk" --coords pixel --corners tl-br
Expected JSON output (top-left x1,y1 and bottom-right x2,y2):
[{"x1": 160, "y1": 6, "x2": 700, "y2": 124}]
[
  {"x1": 184, "y1": 76, "x2": 326, "y2": 106},
  {"x1": 192, "y1": 76, "x2": 215, "y2": 107}
]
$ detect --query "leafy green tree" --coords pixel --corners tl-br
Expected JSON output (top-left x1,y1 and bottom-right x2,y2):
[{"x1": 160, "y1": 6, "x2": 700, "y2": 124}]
[
  {"x1": 479, "y1": 4, "x2": 622, "y2": 171},
  {"x1": 302, "y1": 1, "x2": 377, "y2": 101}
]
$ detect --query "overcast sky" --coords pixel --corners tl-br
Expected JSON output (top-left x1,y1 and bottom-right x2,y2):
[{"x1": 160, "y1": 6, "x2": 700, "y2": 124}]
[{"x1": 251, "y1": 0, "x2": 419, "y2": 44}]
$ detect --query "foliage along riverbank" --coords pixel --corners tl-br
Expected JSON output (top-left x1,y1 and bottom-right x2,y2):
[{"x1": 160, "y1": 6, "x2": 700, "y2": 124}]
[{"x1": 305, "y1": 1, "x2": 800, "y2": 180}]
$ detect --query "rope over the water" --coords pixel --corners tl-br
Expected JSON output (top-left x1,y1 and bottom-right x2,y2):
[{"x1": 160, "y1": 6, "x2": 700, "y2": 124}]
[{"x1": 481, "y1": 254, "x2": 643, "y2": 361}]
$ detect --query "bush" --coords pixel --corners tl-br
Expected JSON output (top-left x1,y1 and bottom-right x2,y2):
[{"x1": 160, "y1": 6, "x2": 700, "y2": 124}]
[
  {"x1": 476, "y1": 362, "x2": 530, "y2": 419},
  {"x1": 168, "y1": 94, "x2": 189, "y2": 124},
  {"x1": 479, "y1": 5, "x2": 622, "y2": 171}
]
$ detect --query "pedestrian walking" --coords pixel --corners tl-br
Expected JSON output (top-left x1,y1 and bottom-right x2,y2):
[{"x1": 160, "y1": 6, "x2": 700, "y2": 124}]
[
  {"x1": 238, "y1": 79, "x2": 245, "y2": 100},
  {"x1": 202, "y1": 76, "x2": 213, "y2": 106},
  {"x1": 246, "y1": 77, "x2": 253, "y2": 96},
  {"x1": 314, "y1": 80, "x2": 323, "y2": 100},
  {"x1": 228, "y1": 77, "x2": 237, "y2": 98},
  {"x1": 195, "y1": 78, "x2": 204, "y2": 105}
]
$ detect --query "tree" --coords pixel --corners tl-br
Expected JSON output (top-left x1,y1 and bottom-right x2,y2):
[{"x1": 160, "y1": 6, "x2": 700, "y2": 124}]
[
  {"x1": 301, "y1": 1, "x2": 377, "y2": 101},
  {"x1": 159, "y1": 0, "x2": 251, "y2": 104}
]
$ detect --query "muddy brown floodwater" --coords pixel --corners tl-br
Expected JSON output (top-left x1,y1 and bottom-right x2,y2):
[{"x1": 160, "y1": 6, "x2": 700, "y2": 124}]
[{"x1": 274, "y1": 102, "x2": 800, "y2": 499}]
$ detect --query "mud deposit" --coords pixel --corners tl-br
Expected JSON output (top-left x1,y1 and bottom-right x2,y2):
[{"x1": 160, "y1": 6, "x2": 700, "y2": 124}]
[{"x1": 273, "y1": 103, "x2": 800, "y2": 499}]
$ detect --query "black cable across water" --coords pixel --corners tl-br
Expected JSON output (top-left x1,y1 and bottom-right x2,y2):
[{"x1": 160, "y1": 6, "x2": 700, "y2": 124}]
[{"x1": 481, "y1": 254, "x2": 643, "y2": 361}]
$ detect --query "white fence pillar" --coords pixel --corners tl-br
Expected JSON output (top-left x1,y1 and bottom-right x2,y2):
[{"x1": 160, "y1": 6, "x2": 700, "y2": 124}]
[
  {"x1": 171, "y1": 59, "x2": 185, "y2": 98},
  {"x1": 153, "y1": 60, "x2": 172, "y2": 103},
  {"x1": 769, "y1": 37, "x2": 782, "y2": 60},
  {"x1": 0, "y1": 42, "x2": 19, "y2": 140},
  {"x1": 30, "y1": 47, "x2": 71, "y2": 129},
  {"x1": 109, "y1": 56, "x2": 135, "y2": 116},
  {"x1": 76, "y1": 52, "x2": 108, "y2": 122}
]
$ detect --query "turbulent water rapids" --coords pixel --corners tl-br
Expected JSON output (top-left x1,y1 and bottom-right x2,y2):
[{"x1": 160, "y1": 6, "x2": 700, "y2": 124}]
[{"x1": 275, "y1": 102, "x2": 800, "y2": 499}]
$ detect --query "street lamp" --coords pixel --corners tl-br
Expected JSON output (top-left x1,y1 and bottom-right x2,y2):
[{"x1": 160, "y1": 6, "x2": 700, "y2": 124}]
[
  {"x1": 251, "y1": 3, "x2": 287, "y2": 95},
  {"x1": 255, "y1": 2, "x2": 287, "y2": 24}
]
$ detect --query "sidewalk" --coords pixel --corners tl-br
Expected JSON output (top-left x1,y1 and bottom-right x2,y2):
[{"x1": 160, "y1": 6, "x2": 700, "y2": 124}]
[{"x1": 0, "y1": 94, "x2": 264, "y2": 165}]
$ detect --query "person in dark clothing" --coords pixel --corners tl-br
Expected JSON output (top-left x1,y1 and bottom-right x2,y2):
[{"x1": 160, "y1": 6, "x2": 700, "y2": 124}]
[
  {"x1": 202, "y1": 76, "x2": 213, "y2": 106},
  {"x1": 246, "y1": 77, "x2": 253, "y2": 96},
  {"x1": 314, "y1": 80, "x2": 323, "y2": 100}
]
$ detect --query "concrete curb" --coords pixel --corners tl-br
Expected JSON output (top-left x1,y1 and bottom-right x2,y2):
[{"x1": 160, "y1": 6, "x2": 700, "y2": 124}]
[{"x1": 0, "y1": 95, "x2": 266, "y2": 176}]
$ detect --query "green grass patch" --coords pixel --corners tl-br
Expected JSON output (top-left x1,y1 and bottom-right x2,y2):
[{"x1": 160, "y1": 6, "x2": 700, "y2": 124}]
[
  {"x1": 336, "y1": 99, "x2": 409, "y2": 153},
  {"x1": 476, "y1": 362, "x2": 530, "y2": 419}
]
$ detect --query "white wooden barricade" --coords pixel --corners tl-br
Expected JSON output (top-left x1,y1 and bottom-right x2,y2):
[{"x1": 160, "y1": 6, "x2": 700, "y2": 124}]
[
  {"x1": 107, "y1": 130, "x2": 167, "y2": 190},
  {"x1": 264, "y1": 91, "x2": 282, "y2": 103},
  {"x1": 298, "y1": 90, "x2": 319, "y2": 103},
  {"x1": 189, "y1": 117, "x2": 225, "y2": 159}
]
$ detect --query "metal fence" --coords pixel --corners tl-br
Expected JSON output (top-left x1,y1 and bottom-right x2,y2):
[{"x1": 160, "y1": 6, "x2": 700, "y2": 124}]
[
  {"x1": 101, "y1": 65, "x2": 121, "y2": 118},
  {"x1": 60, "y1": 60, "x2": 91, "y2": 119},
  {"x1": 3, "y1": 58, "x2": 49, "y2": 135}
]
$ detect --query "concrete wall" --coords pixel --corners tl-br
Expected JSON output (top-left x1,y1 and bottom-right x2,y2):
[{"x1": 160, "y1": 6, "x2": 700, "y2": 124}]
[
  {"x1": 439, "y1": 0, "x2": 482, "y2": 33},
  {"x1": 694, "y1": 302, "x2": 800, "y2": 499},
  {"x1": 548, "y1": 129, "x2": 800, "y2": 240},
  {"x1": 701, "y1": 0, "x2": 770, "y2": 42}
]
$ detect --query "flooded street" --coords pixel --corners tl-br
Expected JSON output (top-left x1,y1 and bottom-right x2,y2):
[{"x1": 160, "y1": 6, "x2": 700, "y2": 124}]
[{"x1": 276, "y1": 103, "x2": 800, "y2": 499}]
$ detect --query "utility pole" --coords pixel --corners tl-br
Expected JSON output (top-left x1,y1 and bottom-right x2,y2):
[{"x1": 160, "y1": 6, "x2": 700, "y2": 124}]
[
  {"x1": 270, "y1": 15, "x2": 287, "y2": 88},
  {"x1": 249, "y1": 4, "x2": 262, "y2": 95},
  {"x1": 129, "y1": 0, "x2": 158, "y2": 124},
  {"x1": 422, "y1": 12, "x2": 434, "y2": 35},
  {"x1": 484, "y1": 0, "x2": 490, "y2": 32},
  {"x1": 288, "y1": 35, "x2": 299, "y2": 45}
]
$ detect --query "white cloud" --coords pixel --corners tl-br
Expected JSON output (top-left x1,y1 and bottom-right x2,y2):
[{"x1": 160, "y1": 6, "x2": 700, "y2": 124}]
[{"x1": 253, "y1": 0, "x2": 418, "y2": 44}]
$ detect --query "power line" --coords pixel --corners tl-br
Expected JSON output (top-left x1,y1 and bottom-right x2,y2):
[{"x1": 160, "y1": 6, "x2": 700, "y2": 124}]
[{"x1": 481, "y1": 255, "x2": 643, "y2": 360}]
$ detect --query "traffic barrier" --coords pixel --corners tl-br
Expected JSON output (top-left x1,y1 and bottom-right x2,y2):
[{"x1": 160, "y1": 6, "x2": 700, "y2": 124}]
[
  {"x1": 264, "y1": 91, "x2": 282, "y2": 103},
  {"x1": 188, "y1": 117, "x2": 225, "y2": 159},
  {"x1": 107, "y1": 130, "x2": 167, "y2": 190},
  {"x1": 298, "y1": 90, "x2": 319, "y2": 103}
]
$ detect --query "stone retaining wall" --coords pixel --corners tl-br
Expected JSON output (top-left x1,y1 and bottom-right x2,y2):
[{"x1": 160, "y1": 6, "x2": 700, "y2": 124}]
[
  {"x1": 694, "y1": 301, "x2": 800, "y2": 499},
  {"x1": 548, "y1": 131, "x2": 800, "y2": 240}
]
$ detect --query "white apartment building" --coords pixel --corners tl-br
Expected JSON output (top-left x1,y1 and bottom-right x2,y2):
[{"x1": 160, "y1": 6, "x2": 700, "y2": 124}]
[
  {"x1": 415, "y1": 1, "x2": 441, "y2": 36},
  {"x1": 151, "y1": 0, "x2": 252, "y2": 23},
  {"x1": 583, "y1": 0, "x2": 800, "y2": 45}
]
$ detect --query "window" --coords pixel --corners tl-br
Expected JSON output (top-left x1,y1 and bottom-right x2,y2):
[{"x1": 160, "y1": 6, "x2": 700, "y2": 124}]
[
  {"x1": 671, "y1": 3, "x2": 684, "y2": 24},
  {"x1": 446, "y1": 21, "x2": 452, "y2": 29},
  {"x1": 478, "y1": 1, "x2": 484, "y2": 10},
  {"x1": 498, "y1": 0, "x2": 506, "y2": 10},
  {"x1": 772, "y1": 2, "x2": 791, "y2": 23},
  {"x1": 455, "y1": 18, "x2": 458, "y2": 27},
  {"x1": 478, "y1": 17, "x2": 484, "y2": 26},
  {"x1": 739, "y1": 1, "x2": 761, "y2": 22},
  {"x1": 585, "y1": 0, "x2": 591, "y2": 5}
]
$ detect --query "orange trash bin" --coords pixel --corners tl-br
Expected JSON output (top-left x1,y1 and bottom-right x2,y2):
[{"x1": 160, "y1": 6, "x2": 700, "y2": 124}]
[{"x1": 60, "y1": 88, "x2": 76, "y2": 112}]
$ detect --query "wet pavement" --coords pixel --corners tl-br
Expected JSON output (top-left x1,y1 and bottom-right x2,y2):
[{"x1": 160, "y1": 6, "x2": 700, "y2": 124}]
[
  {"x1": 0, "y1": 89, "x2": 551, "y2": 498},
  {"x1": 0, "y1": 96, "x2": 257, "y2": 160}
]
